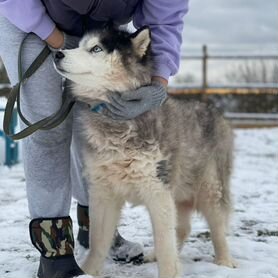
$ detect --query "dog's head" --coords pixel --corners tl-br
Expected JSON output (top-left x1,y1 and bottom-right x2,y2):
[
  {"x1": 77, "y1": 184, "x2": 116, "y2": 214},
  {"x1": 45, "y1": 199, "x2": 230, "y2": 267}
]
[{"x1": 54, "y1": 26, "x2": 153, "y2": 101}]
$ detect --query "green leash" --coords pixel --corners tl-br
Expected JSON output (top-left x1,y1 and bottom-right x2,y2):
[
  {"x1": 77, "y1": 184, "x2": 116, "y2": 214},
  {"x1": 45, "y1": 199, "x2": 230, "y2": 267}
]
[{"x1": 3, "y1": 34, "x2": 75, "y2": 140}]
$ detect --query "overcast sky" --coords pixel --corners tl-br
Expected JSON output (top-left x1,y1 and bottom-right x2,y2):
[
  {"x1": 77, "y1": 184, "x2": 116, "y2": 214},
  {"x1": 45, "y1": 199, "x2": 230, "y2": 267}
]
[{"x1": 182, "y1": 0, "x2": 278, "y2": 51}]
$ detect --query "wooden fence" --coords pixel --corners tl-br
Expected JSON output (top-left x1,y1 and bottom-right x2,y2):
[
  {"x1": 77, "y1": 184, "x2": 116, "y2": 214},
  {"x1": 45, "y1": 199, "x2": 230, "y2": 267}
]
[
  {"x1": 169, "y1": 46, "x2": 278, "y2": 128},
  {"x1": 179, "y1": 45, "x2": 278, "y2": 90}
]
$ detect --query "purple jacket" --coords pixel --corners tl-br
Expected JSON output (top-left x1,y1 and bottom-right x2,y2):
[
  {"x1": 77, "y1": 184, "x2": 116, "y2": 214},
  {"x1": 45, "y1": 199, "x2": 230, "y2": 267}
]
[{"x1": 0, "y1": 0, "x2": 189, "y2": 80}]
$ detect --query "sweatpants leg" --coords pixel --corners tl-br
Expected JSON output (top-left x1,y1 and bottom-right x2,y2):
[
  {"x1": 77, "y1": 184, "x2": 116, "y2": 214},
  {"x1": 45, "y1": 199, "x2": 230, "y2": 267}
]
[
  {"x1": 71, "y1": 101, "x2": 90, "y2": 207},
  {"x1": 0, "y1": 16, "x2": 73, "y2": 218}
]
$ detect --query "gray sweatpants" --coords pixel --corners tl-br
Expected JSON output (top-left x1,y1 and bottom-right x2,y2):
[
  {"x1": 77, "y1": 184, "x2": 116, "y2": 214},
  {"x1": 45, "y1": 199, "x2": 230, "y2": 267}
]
[{"x1": 0, "y1": 16, "x2": 89, "y2": 218}]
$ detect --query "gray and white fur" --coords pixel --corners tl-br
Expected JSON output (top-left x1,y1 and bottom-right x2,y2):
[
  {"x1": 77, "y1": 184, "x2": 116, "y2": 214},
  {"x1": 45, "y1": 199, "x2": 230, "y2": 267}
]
[{"x1": 55, "y1": 26, "x2": 236, "y2": 278}]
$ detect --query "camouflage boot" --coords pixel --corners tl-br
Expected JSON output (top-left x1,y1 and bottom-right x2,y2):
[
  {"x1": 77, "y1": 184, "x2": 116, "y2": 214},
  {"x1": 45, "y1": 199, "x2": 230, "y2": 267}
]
[
  {"x1": 77, "y1": 204, "x2": 144, "y2": 264},
  {"x1": 29, "y1": 217, "x2": 84, "y2": 278}
]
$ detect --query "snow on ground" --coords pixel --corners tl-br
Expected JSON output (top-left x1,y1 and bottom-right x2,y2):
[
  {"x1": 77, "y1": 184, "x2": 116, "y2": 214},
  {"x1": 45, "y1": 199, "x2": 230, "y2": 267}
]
[{"x1": 0, "y1": 128, "x2": 278, "y2": 278}]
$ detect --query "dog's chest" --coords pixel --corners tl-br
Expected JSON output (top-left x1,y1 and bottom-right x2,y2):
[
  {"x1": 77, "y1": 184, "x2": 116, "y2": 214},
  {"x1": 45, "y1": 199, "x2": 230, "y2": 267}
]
[
  {"x1": 87, "y1": 144, "x2": 167, "y2": 201},
  {"x1": 82, "y1": 112, "x2": 171, "y2": 202}
]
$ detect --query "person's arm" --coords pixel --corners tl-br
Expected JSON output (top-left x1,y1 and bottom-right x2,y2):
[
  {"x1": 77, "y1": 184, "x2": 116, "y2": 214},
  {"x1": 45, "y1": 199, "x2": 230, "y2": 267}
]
[
  {"x1": 133, "y1": 0, "x2": 189, "y2": 82},
  {"x1": 101, "y1": 1, "x2": 189, "y2": 120},
  {"x1": 0, "y1": 0, "x2": 59, "y2": 44}
]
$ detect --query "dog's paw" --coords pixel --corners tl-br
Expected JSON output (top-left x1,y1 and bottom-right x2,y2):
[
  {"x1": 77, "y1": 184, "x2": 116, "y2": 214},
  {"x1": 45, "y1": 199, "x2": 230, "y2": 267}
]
[
  {"x1": 215, "y1": 257, "x2": 238, "y2": 268},
  {"x1": 81, "y1": 263, "x2": 101, "y2": 277},
  {"x1": 144, "y1": 251, "x2": 156, "y2": 263}
]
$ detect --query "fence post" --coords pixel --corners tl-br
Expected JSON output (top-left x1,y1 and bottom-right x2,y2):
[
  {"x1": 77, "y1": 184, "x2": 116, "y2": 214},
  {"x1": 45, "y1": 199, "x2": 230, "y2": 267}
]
[
  {"x1": 4, "y1": 110, "x2": 18, "y2": 167},
  {"x1": 202, "y1": 45, "x2": 208, "y2": 91}
]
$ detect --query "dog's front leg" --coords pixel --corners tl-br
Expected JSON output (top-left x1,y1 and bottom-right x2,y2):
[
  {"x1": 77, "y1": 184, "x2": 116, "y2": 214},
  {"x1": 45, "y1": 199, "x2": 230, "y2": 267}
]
[
  {"x1": 82, "y1": 187, "x2": 123, "y2": 276},
  {"x1": 145, "y1": 187, "x2": 181, "y2": 278}
]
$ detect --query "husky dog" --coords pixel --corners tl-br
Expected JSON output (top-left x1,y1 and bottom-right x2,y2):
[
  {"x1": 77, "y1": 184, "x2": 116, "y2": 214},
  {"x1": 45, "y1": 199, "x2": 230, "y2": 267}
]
[{"x1": 54, "y1": 26, "x2": 236, "y2": 278}]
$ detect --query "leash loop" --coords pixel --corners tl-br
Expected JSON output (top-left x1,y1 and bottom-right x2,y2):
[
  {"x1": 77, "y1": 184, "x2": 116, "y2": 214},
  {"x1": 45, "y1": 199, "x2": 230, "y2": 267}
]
[{"x1": 3, "y1": 34, "x2": 75, "y2": 140}]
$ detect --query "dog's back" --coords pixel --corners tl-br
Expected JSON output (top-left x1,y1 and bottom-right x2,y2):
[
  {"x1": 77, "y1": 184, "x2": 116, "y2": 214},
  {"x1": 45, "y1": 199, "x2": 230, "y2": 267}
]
[{"x1": 157, "y1": 97, "x2": 233, "y2": 209}]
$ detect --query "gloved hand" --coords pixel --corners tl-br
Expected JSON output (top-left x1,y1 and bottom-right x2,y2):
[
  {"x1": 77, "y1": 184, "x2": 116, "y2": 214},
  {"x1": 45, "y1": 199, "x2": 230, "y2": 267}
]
[{"x1": 100, "y1": 83, "x2": 168, "y2": 120}]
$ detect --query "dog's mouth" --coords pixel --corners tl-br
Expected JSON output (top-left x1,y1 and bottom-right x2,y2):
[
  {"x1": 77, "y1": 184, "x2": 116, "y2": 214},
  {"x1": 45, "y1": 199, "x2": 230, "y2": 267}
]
[
  {"x1": 54, "y1": 63, "x2": 71, "y2": 75},
  {"x1": 54, "y1": 63, "x2": 92, "y2": 78}
]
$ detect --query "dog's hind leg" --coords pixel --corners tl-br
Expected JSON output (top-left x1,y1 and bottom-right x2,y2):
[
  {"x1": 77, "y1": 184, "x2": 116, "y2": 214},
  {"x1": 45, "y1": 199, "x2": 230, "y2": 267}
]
[
  {"x1": 202, "y1": 205, "x2": 236, "y2": 268},
  {"x1": 198, "y1": 180, "x2": 236, "y2": 268},
  {"x1": 82, "y1": 188, "x2": 124, "y2": 276},
  {"x1": 145, "y1": 187, "x2": 181, "y2": 278},
  {"x1": 176, "y1": 200, "x2": 193, "y2": 252}
]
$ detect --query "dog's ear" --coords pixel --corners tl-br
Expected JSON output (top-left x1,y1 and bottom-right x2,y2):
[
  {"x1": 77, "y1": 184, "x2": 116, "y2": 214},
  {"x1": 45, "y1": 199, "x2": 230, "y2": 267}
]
[{"x1": 131, "y1": 26, "x2": 151, "y2": 58}]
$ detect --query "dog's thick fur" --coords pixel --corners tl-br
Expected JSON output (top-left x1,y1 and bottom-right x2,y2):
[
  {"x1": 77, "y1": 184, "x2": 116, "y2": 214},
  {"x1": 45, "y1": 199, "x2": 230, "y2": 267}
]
[{"x1": 55, "y1": 26, "x2": 236, "y2": 278}]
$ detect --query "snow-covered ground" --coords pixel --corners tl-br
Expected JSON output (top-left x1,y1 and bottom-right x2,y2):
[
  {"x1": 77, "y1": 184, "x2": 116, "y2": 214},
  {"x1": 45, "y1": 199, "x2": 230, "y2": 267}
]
[{"x1": 0, "y1": 128, "x2": 278, "y2": 278}]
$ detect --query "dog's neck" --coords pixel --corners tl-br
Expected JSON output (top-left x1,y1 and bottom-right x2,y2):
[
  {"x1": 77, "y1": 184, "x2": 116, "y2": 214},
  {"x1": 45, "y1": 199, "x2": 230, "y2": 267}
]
[{"x1": 72, "y1": 75, "x2": 152, "y2": 106}]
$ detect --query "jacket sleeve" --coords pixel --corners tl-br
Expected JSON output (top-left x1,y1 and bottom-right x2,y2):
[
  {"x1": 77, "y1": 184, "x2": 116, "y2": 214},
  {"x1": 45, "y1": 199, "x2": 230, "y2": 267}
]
[
  {"x1": 0, "y1": 0, "x2": 55, "y2": 39},
  {"x1": 133, "y1": 0, "x2": 189, "y2": 80}
]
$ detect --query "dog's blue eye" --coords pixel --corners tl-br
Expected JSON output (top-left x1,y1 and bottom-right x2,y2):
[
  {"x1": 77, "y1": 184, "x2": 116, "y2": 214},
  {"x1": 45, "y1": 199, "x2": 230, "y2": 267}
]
[{"x1": 90, "y1": 45, "x2": 103, "y2": 53}]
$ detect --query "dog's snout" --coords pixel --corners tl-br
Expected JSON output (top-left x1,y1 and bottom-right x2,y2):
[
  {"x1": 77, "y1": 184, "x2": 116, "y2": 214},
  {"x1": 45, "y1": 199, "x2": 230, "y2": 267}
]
[{"x1": 55, "y1": 51, "x2": 65, "y2": 60}]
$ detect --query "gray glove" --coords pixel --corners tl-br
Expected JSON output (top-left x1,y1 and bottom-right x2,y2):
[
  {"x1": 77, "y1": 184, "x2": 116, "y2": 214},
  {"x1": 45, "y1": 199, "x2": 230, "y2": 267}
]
[{"x1": 101, "y1": 83, "x2": 168, "y2": 120}]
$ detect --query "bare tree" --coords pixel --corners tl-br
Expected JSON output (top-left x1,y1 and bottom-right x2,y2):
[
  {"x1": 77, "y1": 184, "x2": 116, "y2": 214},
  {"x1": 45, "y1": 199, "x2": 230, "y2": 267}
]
[
  {"x1": 173, "y1": 73, "x2": 197, "y2": 84},
  {"x1": 225, "y1": 60, "x2": 278, "y2": 84},
  {"x1": 271, "y1": 63, "x2": 278, "y2": 83}
]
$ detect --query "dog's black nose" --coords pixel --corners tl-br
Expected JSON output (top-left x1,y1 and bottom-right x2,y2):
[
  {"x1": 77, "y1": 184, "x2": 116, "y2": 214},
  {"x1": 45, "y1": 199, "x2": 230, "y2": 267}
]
[{"x1": 55, "y1": 51, "x2": 65, "y2": 60}]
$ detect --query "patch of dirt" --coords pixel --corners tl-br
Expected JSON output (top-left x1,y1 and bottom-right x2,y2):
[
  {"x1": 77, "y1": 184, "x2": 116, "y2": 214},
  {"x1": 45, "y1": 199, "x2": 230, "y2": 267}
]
[
  {"x1": 196, "y1": 231, "x2": 210, "y2": 240},
  {"x1": 257, "y1": 230, "x2": 278, "y2": 237}
]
